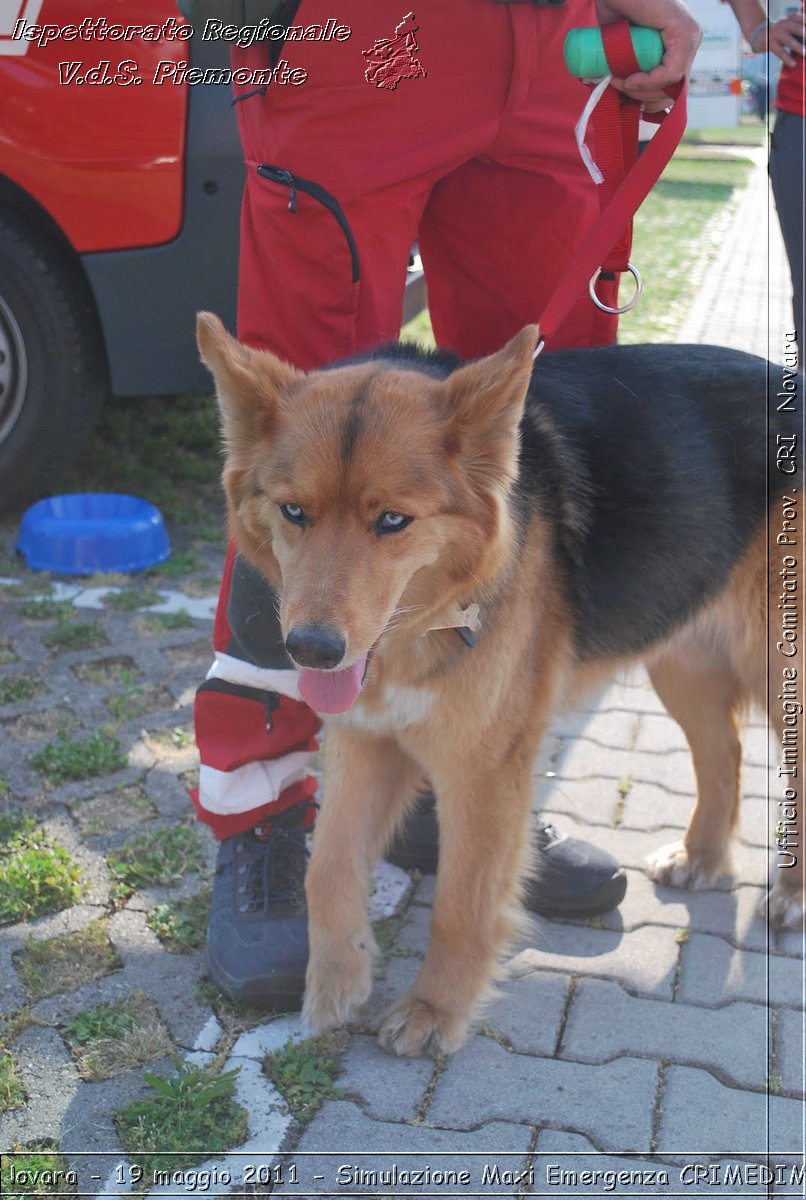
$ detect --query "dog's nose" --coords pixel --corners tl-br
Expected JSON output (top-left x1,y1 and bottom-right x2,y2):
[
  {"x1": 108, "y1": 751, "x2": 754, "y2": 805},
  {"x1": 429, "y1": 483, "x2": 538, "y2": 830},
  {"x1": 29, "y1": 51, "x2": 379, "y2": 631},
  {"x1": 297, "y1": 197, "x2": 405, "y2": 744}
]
[{"x1": 286, "y1": 624, "x2": 346, "y2": 670}]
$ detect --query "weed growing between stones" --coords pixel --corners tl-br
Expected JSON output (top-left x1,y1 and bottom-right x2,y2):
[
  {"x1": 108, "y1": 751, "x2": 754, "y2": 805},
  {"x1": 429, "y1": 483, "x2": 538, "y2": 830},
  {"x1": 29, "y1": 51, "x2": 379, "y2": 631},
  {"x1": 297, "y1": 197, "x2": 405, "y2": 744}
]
[{"x1": 30, "y1": 731, "x2": 126, "y2": 785}]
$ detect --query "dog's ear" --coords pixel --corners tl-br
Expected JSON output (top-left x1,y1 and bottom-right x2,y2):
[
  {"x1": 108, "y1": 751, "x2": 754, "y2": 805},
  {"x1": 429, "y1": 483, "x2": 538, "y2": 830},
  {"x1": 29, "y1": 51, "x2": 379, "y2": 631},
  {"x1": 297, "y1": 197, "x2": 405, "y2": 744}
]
[
  {"x1": 441, "y1": 326, "x2": 538, "y2": 478},
  {"x1": 196, "y1": 312, "x2": 303, "y2": 451}
]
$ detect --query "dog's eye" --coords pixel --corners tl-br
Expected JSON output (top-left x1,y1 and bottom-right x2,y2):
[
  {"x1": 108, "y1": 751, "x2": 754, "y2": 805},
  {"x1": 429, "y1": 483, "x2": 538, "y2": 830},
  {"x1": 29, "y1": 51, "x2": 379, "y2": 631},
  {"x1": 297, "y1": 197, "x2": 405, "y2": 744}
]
[
  {"x1": 376, "y1": 511, "x2": 413, "y2": 534},
  {"x1": 280, "y1": 503, "x2": 306, "y2": 526}
]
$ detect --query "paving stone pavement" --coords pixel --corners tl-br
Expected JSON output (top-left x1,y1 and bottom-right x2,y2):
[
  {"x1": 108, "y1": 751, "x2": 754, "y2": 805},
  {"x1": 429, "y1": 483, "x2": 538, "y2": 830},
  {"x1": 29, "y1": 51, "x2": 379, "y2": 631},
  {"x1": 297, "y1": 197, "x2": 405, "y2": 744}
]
[{"x1": 0, "y1": 145, "x2": 803, "y2": 1199}]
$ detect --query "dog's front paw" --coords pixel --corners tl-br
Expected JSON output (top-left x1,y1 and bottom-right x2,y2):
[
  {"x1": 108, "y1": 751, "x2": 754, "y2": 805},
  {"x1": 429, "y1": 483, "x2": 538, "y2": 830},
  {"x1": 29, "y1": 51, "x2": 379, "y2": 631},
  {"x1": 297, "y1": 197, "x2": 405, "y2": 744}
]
[
  {"x1": 377, "y1": 993, "x2": 468, "y2": 1058},
  {"x1": 762, "y1": 880, "x2": 805, "y2": 931},
  {"x1": 647, "y1": 841, "x2": 732, "y2": 890},
  {"x1": 302, "y1": 935, "x2": 374, "y2": 1033}
]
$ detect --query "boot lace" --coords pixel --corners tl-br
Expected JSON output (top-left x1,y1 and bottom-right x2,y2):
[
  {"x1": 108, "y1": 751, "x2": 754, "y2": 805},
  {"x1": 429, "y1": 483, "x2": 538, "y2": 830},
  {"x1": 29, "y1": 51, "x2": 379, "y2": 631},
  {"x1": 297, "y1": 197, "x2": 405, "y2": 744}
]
[{"x1": 235, "y1": 802, "x2": 318, "y2": 914}]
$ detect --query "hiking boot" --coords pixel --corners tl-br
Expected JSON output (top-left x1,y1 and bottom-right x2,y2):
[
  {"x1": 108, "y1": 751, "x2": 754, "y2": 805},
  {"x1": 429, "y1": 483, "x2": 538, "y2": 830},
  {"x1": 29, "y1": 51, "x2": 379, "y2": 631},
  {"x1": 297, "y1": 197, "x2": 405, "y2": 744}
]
[
  {"x1": 385, "y1": 795, "x2": 627, "y2": 918},
  {"x1": 206, "y1": 803, "x2": 313, "y2": 1009}
]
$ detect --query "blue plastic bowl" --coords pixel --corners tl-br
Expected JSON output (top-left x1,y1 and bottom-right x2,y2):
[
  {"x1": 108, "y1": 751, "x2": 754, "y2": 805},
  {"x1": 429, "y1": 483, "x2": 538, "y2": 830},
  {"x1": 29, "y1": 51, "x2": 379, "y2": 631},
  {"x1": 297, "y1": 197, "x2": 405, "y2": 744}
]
[{"x1": 16, "y1": 493, "x2": 171, "y2": 575}]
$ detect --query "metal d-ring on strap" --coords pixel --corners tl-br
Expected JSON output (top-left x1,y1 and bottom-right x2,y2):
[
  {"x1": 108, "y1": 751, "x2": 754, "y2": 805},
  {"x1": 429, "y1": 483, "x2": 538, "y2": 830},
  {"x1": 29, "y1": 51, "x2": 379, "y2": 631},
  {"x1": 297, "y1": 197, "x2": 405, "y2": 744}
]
[{"x1": 589, "y1": 262, "x2": 643, "y2": 315}]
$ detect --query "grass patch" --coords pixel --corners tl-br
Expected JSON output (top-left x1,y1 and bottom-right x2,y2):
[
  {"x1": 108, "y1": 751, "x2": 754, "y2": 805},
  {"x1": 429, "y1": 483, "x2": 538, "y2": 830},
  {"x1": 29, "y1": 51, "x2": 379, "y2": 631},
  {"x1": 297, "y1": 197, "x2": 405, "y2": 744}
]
[
  {"x1": 59, "y1": 393, "x2": 223, "y2": 531},
  {"x1": 0, "y1": 574, "x2": 52, "y2": 598},
  {"x1": 115, "y1": 1058, "x2": 248, "y2": 1177},
  {"x1": 148, "y1": 550, "x2": 201, "y2": 577},
  {"x1": 264, "y1": 1032, "x2": 347, "y2": 1124},
  {"x1": 73, "y1": 785, "x2": 155, "y2": 837},
  {"x1": 111, "y1": 664, "x2": 142, "y2": 690},
  {"x1": 102, "y1": 588, "x2": 162, "y2": 612},
  {"x1": 0, "y1": 812, "x2": 36, "y2": 844},
  {"x1": 107, "y1": 685, "x2": 157, "y2": 723},
  {"x1": 64, "y1": 1001, "x2": 135, "y2": 1045},
  {"x1": 18, "y1": 599, "x2": 73, "y2": 621},
  {"x1": 142, "y1": 609, "x2": 194, "y2": 633},
  {"x1": 15, "y1": 920, "x2": 121, "y2": 1000},
  {"x1": 63, "y1": 993, "x2": 173, "y2": 1081},
  {"x1": 0, "y1": 637, "x2": 18, "y2": 664},
  {"x1": 107, "y1": 825, "x2": 205, "y2": 902},
  {"x1": 191, "y1": 525, "x2": 227, "y2": 544},
  {"x1": 682, "y1": 122, "x2": 766, "y2": 146},
  {"x1": 0, "y1": 677, "x2": 42, "y2": 706},
  {"x1": 43, "y1": 617, "x2": 106, "y2": 652},
  {"x1": 73, "y1": 656, "x2": 136, "y2": 685},
  {"x1": 0, "y1": 829, "x2": 82, "y2": 925},
  {"x1": 150, "y1": 725, "x2": 194, "y2": 751},
  {"x1": 0, "y1": 1048, "x2": 26, "y2": 1110},
  {"x1": 147, "y1": 889, "x2": 211, "y2": 953},
  {"x1": 30, "y1": 730, "x2": 126, "y2": 785},
  {"x1": 1, "y1": 1143, "x2": 76, "y2": 1200}
]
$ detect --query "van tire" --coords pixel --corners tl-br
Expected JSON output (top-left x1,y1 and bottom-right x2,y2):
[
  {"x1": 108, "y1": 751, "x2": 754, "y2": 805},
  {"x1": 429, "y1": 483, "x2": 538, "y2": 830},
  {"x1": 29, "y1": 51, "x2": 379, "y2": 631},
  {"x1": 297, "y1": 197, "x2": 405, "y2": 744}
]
[{"x1": 0, "y1": 216, "x2": 108, "y2": 513}]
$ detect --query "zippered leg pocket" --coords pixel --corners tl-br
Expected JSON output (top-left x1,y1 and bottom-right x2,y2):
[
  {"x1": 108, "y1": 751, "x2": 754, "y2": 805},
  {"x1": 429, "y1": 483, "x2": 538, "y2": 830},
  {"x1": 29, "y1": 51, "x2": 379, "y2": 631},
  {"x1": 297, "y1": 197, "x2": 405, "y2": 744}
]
[
  {"x1": 257, "y1": 164, "x2": 360, "y2": 284},
  {"x1": 237, "y1": 161, "x2": 362, "y2": 365}
]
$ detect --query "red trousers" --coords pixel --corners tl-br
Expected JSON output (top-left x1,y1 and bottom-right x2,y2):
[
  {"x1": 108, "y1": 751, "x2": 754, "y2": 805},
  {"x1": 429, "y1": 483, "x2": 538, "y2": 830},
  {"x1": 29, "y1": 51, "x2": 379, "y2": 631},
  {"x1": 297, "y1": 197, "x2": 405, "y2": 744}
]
[{"x1": 194, "y1": 0, "x2": 619, "y2": 838}]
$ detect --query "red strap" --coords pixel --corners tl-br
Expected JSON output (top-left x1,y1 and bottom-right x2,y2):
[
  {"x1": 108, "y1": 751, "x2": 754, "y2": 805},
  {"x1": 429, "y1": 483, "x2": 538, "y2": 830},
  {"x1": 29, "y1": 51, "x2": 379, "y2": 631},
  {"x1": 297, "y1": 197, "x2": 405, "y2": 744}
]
[
  {"x1": 596, "y1": 22, "x2": 643, "y2": 273},
  {"x1": 538, "y1": 23, "x2": 687, "y2": 350}
]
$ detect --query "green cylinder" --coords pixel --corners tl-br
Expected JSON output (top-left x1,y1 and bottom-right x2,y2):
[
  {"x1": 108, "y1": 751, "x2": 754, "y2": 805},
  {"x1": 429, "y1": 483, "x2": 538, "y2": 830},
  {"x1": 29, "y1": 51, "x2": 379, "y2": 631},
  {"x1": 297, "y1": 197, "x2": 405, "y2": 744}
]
[{"x1": 564, "y1": 26, "x2": 664, "y2": 78}]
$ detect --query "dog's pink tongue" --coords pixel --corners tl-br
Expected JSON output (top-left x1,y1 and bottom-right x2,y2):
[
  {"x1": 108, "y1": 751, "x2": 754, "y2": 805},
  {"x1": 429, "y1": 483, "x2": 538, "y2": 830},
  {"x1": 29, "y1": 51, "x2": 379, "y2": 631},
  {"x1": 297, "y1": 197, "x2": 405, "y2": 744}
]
[{"x1": 298, "y1": 655, "x2": 368, "y2": 714}]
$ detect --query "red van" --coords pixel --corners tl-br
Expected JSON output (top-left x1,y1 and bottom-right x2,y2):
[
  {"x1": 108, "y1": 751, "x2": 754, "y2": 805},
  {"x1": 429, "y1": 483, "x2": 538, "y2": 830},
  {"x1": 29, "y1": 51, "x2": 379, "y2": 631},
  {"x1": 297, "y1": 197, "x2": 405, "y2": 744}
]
[
  {"x1": 0, "y1": 0, "x2": 244, "y2": 509},
  {"x1": 0, "y1": 0, "x2": 426, "y2": 512}
]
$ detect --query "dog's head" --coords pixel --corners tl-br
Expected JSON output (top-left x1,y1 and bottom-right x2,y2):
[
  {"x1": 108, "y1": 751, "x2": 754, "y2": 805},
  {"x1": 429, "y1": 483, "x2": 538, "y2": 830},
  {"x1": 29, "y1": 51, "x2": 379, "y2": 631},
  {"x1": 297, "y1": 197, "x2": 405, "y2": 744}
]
[{"x1": 197, "y1": 313, "x2": 536, "y2": 712}]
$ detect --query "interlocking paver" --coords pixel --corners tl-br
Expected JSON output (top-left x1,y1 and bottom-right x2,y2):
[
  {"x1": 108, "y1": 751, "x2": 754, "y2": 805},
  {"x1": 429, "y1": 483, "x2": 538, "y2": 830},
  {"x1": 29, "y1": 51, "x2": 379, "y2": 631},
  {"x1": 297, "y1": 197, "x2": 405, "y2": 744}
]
[
  {"x1": 428, "y1": 1036, "x2": 658, "y2": 1149},
  {"x1": 657, "y1": 1064, "x2": 805, "y2": 1154},
  {"x1": 293, "y1": 1102, "x2": 534, "y2": 1193},
  {"x1": 616, "y1": 777, "x2": 770, "y2": 846},
  {"x1": 336, "y1": 1035, "x2": 434, "y2": 1122},
  {"x1": 562, "y1": 977, "x2": 770, "y2": 1089},
  {"x1": 486, "y1": 969, "x2": 569, "y2": 1057},
  {"x1": 677, "y1": 932, "x2": 804, "y2": 1009},
  {"x1": 508, "y1": 921, "x2": 679, "y2": 999},
  {"x1": 0, "y1": 1025, "x2": 80, "y2": 1148},
  {"x1": 775, "y1": 1007, "x2": 805, "y2": 1098},
  {"x1": 597, "y1": 870, "x2": 774, "y2": 954}
]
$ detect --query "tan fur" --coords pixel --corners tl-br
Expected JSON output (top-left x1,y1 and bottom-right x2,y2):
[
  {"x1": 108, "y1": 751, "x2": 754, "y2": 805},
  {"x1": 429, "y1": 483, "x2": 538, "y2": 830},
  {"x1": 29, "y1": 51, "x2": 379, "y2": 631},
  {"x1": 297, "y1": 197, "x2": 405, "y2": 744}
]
[{"x1": 198, "y1": 312, "x2": 803, "y2": 1057}]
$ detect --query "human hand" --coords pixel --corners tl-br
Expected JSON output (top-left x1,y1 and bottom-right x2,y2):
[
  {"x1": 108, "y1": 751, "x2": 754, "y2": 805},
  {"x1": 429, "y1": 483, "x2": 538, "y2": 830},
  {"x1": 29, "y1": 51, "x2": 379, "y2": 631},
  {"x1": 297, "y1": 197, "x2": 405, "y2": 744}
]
[
  {"x1": 765, "y1": 11, "x2": 806, "y2": 63},
  {"x1": 595, "y1": 0, "x2": 702, "y2": 109}
]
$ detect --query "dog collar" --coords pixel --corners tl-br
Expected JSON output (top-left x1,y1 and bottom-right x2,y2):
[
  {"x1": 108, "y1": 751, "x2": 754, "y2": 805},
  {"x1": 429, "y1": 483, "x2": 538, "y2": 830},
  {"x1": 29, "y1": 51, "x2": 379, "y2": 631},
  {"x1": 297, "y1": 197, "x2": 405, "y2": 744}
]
[{"x1": 426, "y1": 603, "x2": 481, "y2": 648}]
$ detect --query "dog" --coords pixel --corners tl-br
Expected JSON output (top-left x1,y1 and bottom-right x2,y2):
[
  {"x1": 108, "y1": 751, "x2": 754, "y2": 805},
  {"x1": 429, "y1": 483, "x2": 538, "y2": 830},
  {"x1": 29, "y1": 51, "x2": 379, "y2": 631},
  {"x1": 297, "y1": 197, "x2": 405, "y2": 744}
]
[{"x1": 197, "y1": 312, "x2": 803, "y2": 1057}]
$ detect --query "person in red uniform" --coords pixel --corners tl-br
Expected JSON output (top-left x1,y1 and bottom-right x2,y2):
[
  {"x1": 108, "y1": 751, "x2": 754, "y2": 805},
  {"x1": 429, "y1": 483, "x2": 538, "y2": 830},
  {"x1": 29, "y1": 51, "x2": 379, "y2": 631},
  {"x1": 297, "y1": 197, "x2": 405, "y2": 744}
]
[
  {"x1": 182, "y1": 0, "x2": 702, "y2": 1007},
  {"x1": 729, "y1": 0, "x2": 805, "y2": 342}
]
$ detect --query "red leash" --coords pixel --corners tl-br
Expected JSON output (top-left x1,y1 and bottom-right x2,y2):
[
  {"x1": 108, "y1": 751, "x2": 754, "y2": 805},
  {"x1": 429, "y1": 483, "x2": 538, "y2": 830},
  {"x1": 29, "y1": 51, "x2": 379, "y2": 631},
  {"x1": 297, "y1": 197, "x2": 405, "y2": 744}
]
[{"x1": 535, "y1": 21, "x2": 687, "y2": 354}]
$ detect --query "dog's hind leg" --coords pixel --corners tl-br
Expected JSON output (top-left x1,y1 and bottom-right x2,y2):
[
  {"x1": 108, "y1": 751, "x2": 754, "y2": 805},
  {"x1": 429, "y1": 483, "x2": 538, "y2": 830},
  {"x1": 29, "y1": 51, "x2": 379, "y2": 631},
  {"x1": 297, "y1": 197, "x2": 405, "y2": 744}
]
[
  {"x1": 645, "y1": 643, "x2": 745, "y2": 889},
  {"x1": 302, "y1": 728, "x2": 423, "y2": 1034}
]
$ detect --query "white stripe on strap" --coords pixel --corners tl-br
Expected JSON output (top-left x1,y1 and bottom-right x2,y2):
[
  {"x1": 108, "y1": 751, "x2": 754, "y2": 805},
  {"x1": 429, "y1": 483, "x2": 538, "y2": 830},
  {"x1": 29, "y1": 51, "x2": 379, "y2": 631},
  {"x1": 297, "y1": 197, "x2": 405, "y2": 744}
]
[
  {"x1": 574, "y1": 73, "x2": 611, "y2": 186},
  {"x1": 197, "y1": 753, "x2": 316, "y2": 816},
  {"x1": 206, "y1": 652, "x2": 302, "y2": 701}
]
